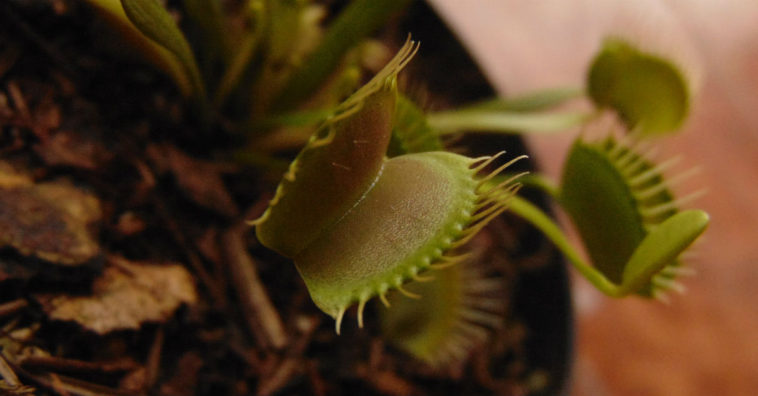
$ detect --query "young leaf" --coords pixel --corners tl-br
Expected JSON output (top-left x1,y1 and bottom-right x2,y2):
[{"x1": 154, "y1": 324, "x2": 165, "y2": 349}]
[
  {"x1": 182, "y1": 0, "x2": 231, "y2": 67},
  {"x1": 214, "y1": 0, "x2": 265, "y2": 106},
  {"x1": 246, "y1": 0, "x2": 313, "y2": 114},
  {"x1": 120, "y1": 0, "x2": 206, "y2": 99},
  {"x1": 83, "y1": 0, "x2": 192, "y2": 96},
  {"x1": 588, "y1": 38, "x2": 689, "y2": 135}
]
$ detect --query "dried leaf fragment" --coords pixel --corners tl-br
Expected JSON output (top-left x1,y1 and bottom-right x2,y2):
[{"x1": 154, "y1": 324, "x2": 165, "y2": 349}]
[
  {"x1": 0, "y1": 163, "x2": 101, "y2": 265},
  {"x1": 37, "y1": 258, "x2": 197, "y2": 334}
]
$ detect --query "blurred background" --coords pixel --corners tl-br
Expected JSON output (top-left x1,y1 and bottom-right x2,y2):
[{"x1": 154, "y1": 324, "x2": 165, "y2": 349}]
[{"x1": 428, "y1": 1, "x2": 758, "y2": 395}]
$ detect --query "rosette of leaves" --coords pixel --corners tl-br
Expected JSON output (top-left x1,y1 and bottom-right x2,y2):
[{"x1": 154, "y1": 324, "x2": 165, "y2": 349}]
[
  {"x1": 84, "y1": 0, "x2": 412, "y2": 126},
  {"x1": 251, "y1": 41, "x2": 524, "y2": 332}
]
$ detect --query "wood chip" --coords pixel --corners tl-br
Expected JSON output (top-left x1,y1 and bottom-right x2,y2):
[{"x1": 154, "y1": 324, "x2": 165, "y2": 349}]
[
  {"x1": 19, "y1": 355, "x2": 138, "y2": 374},
  {"x1": 36, "y1": 257, "x2": 197, "y2": 334},
  {"x1": 0, "y1": 299, "x2": 28, "y2": 319},
  {"x1": 157, "y1": 352, "x2": 204, "y2": 396},
  {"x1": 222, "y1": 228, "x2": 288, "y2": 350},
  {"x1": 356, "y1": 364, "x2": 417, "y2": 396},
  {"x1": 256, "y1": 357, "x2": 301, "y2": 396},
  {"x1": 34, "y1": 130, "x2": 108, "y2": 170},
  {"x1": 0, "y1": 163, "x2": 101, "y2": 266}
]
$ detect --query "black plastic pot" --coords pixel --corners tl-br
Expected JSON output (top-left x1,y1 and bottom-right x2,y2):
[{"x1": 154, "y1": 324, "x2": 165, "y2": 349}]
[{"x1": 398, "y1": 3, "x2": 574, "y2": 395}]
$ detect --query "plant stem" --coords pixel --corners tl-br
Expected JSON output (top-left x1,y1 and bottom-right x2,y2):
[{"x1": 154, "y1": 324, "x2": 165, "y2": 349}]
[{"x1": 507, "y1": 195, "x2": 622, "y2": 296}]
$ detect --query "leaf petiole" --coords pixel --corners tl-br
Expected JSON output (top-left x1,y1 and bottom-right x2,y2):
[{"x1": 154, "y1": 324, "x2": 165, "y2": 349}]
[{"x1": 428, "y1": 109, "x2": 595, "y2": 135}]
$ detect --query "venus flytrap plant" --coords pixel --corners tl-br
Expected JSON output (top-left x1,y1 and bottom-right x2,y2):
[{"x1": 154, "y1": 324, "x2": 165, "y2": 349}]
[
  {"x1": 293, "y1": 150, "x2": 523, "y2": 332},
  {"x1": 253, "y1": 42, "x2": 519, "y2": 332},
  {"x1": 251, "y1": 40, "x2": 525, "y2": 333},
  {"x1": 85, "y1": 0, "x2": 410, "y2": 133},
  {"x1": 378, "y1": 126, "x2": 708, "y2": 366},
  {"x1": 81, "y1": 0, "x2": 712, "y2": 374}
]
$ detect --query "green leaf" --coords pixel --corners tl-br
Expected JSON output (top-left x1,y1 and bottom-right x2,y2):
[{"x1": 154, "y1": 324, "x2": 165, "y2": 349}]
[
  {"x1": 588, "y1": 38, "x2": 689, "y2": 135},
  {"x1": 182, "y1": 0, "x2": 230, "y2": 57},
  {"x1": 264, "y1": 0, "x2": 311, "y2": 64},
  {"x1": 121, "y1": 0, "x2": 206, "y2": 99},
  {"x1": 246, "y1": 0, "x2": 322, "y2": 115},
  {"x1": 83, "y1": 0, "x2": 192, "y2": 96},
  {"x1": 182, "y1": 0, "x2": 232, "y2": 83},
  {"x1": 214, "y1": 0, "x2": 265, "y2": 106}
]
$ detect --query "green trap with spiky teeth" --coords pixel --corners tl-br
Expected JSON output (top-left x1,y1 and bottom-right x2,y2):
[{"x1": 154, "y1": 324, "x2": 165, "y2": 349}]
[
  {"x1": 559, "y1": 135, "x2": 708, "y2": 299},
  {"x1": 252, "y1": 40, "x2": 523, "y2": 333}
]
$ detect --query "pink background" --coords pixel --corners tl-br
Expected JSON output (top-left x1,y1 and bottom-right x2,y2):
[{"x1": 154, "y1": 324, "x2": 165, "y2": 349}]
[{"x1": 429, "y1": 1, "x2": 758, "y2": 395}]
